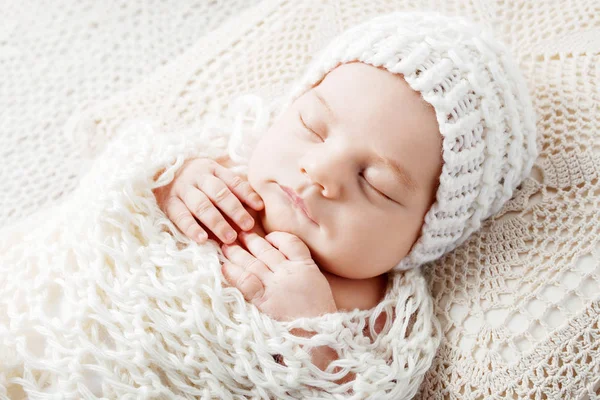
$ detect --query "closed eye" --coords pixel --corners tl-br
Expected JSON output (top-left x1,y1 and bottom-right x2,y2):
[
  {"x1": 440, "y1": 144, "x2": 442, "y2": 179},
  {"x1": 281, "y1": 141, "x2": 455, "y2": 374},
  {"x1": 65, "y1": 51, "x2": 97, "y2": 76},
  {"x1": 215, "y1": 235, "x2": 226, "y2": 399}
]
[
  {"x1": 359, "y1": 172, "x2": 396, "y2": 203},
  {"x1": 299, "y1": 113, "x2": 323, "y2": 141}
]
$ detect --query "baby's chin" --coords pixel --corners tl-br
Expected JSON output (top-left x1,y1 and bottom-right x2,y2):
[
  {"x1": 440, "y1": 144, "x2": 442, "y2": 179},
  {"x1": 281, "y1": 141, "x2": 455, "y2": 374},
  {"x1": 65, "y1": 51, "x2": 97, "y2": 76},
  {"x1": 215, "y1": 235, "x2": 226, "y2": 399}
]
[
  {"x1": 258, "y1": 205, "x2": 359, "y2": 278},
  {"x1": 257, "y1": 206, "x2": 295, "y2": 237}
]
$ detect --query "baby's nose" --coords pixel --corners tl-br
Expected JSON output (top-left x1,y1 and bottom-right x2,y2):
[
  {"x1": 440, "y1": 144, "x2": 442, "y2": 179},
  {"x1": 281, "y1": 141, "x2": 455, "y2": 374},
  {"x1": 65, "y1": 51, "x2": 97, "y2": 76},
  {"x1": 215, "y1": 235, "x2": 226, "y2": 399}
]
[{"x1": 300, "y1": 156, "x2": 346, "y2": 199}]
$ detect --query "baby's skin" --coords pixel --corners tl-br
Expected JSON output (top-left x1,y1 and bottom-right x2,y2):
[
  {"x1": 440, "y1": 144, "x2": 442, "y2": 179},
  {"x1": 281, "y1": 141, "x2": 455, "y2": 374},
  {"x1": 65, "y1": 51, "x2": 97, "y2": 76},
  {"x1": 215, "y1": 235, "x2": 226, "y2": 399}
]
[{"x1": 154, "y1": 62, "x2": 442, "y2": 323}]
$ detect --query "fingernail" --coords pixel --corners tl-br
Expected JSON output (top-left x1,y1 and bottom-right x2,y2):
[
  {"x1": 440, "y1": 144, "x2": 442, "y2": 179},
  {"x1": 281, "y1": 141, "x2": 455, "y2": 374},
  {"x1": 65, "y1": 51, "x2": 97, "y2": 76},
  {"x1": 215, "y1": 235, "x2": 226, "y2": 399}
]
[
  {"x1": 225, "y1": 231, "x2": 236, "y2": 242},
  {"x1": 197, "y1": 232, "x2": 207, "y2": 242},
  {"x1": 241, "y1": 217, "x2": 253, "y2": 230},
  {"x1": 251, "y1": 194, "x2": 263, "y2": 207}
]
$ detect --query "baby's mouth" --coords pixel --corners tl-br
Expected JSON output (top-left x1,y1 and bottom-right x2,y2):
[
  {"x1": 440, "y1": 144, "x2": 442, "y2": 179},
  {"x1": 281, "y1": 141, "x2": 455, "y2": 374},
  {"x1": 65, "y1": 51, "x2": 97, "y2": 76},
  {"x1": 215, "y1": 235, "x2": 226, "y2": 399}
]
[{"x1": 278, "y1": 184, "x2": 318, "y2": 225}]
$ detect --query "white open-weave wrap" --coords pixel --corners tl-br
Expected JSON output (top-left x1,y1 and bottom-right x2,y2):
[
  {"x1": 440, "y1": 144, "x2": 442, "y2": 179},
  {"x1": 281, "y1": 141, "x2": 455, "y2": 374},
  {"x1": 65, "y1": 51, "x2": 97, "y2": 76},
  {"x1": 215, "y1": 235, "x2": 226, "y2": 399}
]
[{"x1": 0, "y1": 115, "x2": 440, "y2": 398}]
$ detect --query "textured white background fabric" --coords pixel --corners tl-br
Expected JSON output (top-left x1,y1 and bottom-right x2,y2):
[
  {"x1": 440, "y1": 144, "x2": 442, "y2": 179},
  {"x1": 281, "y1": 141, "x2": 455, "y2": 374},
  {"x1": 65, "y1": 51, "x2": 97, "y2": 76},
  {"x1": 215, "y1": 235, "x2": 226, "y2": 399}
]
[
  {"x1": 0, "y1": 0, "x2": 259, "y2": 229},
  {"x1": 61, "y1": 0, "x2": 600, "y2": 397},
  {"x1": 2, "y1": 0, "x2": 599, "y2": 398}
]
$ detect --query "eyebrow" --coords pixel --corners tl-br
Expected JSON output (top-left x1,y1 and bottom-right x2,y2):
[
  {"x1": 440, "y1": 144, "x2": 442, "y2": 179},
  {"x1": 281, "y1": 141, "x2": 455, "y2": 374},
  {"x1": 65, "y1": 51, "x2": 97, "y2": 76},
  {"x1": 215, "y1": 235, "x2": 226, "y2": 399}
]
[
  {"x1": 313, "y1": 90, "x2": 335, "y2": 121},
  {"x1": 312, "y1": 89, "x2": 418, "y2": 193}
]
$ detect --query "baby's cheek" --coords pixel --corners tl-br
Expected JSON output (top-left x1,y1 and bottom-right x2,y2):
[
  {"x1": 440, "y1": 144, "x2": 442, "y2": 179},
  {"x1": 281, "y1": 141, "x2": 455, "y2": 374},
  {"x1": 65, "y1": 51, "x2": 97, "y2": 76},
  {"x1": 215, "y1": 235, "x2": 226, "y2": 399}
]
[
  {"x1": 317, "y1": 237, "x2": 362, "y2": 276},
  {"x1": 247, "y1": 159, "x2": 267, "y2": 195}
]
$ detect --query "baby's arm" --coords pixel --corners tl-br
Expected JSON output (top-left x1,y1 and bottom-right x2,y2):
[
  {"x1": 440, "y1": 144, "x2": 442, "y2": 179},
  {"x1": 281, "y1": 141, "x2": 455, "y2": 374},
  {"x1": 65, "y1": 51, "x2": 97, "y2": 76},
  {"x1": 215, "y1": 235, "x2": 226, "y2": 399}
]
[
  {"x1": 285, "y1": 273, "x2": 389, "y2": 386},
  {"x1": 289, "y1": 275, "x2": 389, "y2": 381},
  {"x1": 284, "y1": 311, "x2": 388, "y2": 385}
]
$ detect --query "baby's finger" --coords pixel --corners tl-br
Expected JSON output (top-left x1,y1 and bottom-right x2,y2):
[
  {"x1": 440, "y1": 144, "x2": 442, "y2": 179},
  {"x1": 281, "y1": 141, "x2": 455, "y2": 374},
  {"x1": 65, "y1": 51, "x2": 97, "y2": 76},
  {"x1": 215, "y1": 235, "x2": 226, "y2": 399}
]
[
  {"x1": 221, "y1": 260, "x2": 265, "y2": 303},
  {"x1": 196, "y1": 175, "x2": 255, "y2": 232},
  {"x1": 164, "y1": 196, "x2": 208, "y2": 243},
  {"x1": 265, "y1": 232, "x2": 312, "y2": 261},
  {"x1": 181, "y1": 186, "x2": 237, "y2": 244},
  {"x1": 213, "y1": 165, "x2": 264, "y2": 211},
  {"x1": 238, "y1": 232, "x2": 286, "y2": 268},
  {"x1": 221, "y1": 243, "x2": 272, "y2": 279}
]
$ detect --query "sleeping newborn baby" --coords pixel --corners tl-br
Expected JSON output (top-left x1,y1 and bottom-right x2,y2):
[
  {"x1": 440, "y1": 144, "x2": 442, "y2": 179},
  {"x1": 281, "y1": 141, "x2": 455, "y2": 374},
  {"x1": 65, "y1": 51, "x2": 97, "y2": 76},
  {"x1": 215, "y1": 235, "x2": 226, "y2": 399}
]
[
  {"x1": 154, "y1": 13, "x2": 537, "y2": 324},
  {"x1": 154, "y1": 61, "x2": 441, "y2": 320}
]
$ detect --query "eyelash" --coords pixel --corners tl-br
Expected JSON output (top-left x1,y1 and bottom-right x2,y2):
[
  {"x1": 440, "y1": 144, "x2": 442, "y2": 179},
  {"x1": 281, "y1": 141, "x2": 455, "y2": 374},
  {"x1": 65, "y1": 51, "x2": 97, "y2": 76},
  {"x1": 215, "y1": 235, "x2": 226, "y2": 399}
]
[
  {"x1": 299, "y1": 113, "x2": 323, "y2": 141},
  {"x1": 359, "y1": 172, "x2": 394, "y2": 202}
]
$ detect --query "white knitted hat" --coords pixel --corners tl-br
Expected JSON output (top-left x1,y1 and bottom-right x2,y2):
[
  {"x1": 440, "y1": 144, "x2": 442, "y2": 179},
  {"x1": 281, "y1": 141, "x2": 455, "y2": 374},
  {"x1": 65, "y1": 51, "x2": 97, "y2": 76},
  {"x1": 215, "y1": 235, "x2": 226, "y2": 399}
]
[{"x1": 284, "y1": 11, "x2": 538, "y2": 271}]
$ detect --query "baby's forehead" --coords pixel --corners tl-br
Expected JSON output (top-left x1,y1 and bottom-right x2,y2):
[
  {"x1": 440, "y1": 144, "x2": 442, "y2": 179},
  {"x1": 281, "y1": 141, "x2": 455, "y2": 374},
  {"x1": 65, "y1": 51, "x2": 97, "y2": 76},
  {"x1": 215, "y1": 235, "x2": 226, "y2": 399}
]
[
  {"x1": 334, "y1": 65, "x2": 430, "y2": 111},
  {"x1": 313, "y1": 64, "x2": 439, "y2": 137}
]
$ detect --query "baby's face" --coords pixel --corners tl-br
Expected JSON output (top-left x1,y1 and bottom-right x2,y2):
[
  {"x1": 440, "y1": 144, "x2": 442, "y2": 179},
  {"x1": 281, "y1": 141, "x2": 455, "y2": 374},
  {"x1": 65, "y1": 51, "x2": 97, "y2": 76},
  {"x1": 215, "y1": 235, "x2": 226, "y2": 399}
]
[{"x1": 248, "y1": 62, "x2": 442, "y2": 279}]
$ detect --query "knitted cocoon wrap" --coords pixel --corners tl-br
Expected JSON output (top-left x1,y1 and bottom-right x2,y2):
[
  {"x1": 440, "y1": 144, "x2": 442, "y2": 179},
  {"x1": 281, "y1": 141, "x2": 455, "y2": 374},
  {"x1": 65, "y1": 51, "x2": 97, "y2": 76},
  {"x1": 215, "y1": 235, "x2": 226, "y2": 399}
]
[{"x1": 0, "y1": 117, "x2": 440, "y2": 399}]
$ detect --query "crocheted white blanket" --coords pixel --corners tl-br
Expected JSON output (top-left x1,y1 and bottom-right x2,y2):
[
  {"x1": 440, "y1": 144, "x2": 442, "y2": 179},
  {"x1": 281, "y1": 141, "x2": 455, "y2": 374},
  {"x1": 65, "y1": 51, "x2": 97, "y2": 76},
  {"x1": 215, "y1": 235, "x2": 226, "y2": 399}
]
[{"x1": 2, "y1": 0, "x2": 600, "y2": 398}]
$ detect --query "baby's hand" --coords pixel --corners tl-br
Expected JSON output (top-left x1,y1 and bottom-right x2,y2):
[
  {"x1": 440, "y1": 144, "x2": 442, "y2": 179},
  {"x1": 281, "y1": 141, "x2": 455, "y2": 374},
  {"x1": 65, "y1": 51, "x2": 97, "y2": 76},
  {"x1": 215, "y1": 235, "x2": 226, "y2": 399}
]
[
  {"x1": 221, "y1": 231, "x2": 338, "y2": 321},
  {"x1": 153, "y1": 157, "x2": 264, "y2": 244}
]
